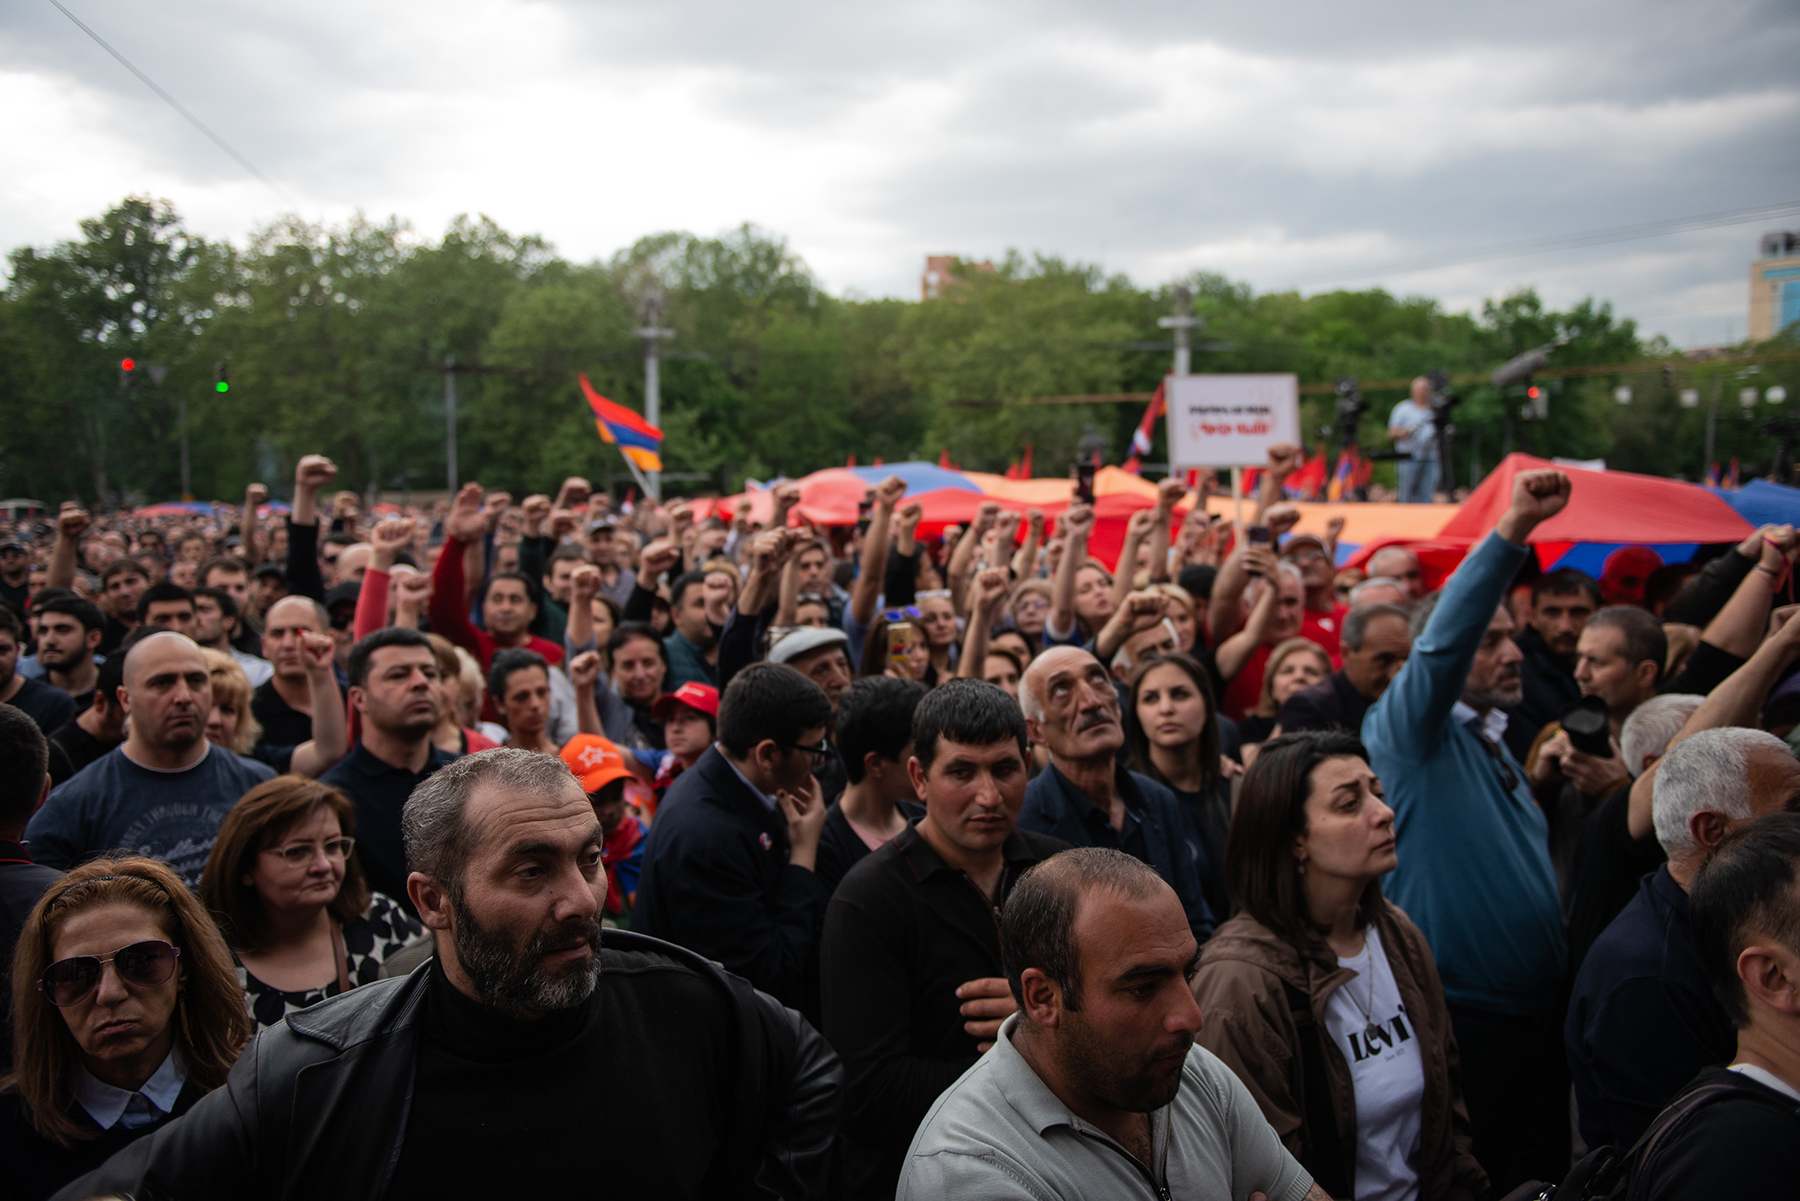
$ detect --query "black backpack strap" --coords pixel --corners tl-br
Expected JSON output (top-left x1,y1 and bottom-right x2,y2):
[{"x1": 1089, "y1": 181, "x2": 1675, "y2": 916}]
[
  {"x1": 1625, "y1": 1076, "x2": 1800, "y2": 1201},
  {"x1": 1282, "y1": 978, "x2": 1353, "y2": 1200}
]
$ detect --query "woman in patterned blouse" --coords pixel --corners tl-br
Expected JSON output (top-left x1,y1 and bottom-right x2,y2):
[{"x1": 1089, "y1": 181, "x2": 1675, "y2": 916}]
[{"x1": 198, "y1": 776, "x2": 423, "y2": 1031}]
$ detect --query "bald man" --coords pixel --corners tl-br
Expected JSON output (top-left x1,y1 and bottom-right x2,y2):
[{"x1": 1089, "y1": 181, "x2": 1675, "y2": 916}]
[
  {"x1": 253, "y1": 594, "x2": 337, "y2": 767},
  {"x1": 24, "y1": 631, "x2": 275, "y2": 886}
]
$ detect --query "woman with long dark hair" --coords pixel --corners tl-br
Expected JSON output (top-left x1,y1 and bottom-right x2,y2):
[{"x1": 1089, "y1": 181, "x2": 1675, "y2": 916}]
[
  {"x1": 1191, "y1": 731, "x2": 1485, "y2": 1201},
  {"x1": 1125, "y1": 651, "x2": 1230, "y2": 921},
  {"x1": 2, "y1": 857, "x2": 251, "y2": 1201}
]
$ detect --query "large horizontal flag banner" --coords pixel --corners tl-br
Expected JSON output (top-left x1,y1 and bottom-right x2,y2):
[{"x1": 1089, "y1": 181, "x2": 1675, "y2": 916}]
[{"x1": 579, "y1": 373, "x2": 663, "y2": 473}]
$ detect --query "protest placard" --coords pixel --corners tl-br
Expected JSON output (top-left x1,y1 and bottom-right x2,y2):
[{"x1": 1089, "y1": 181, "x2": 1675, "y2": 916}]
[{"x1": 1165, "y1": 374, "x2": 1300, "y2": 468}]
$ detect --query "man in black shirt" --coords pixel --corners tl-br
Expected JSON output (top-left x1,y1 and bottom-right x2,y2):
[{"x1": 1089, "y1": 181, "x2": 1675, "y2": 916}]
[
  {"x1": 821, "y1": 679, "x2": 1067, "y2": 1200},
  {"x1": 46, "y1": 654, "x2": 127, "y2": 785},
  {"x1": 253, "y1": 594, "x2": 332, "y2": 752},
  {"x1": 59, "y1": 748, "x2": 841, "y2": 1201},
  {"x1": 320, "y1": 628, "x2": 458, "y2": 910},
  {"x1": 815, "y1": 676, "x2": 927, "y2": 894},
  {"x1": 27, "y1": 592, "x2": 103, "y2": 711},
  {"x1": 1639, "y1": 813, "x2": 1800, "y2": 1198},
  {"x1": 1503, "y1": 568, "x2": 1597, "y2": 762},
  {"x1": 0, "y1": 606, "x2": 74, "y2": 735},
  {"x1": 1567, "y1": 728, "x2": 1800, "y2": 1149},
  {"x1": 1278, "y1": 601, "x2": 1410, "y2": 735},
  {"x1": 1, "y1": 704, "x2": 61, "y2": 1074}
]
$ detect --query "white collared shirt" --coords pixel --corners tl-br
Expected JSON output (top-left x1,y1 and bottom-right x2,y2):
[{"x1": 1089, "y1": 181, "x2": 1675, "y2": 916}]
[
  {"x1": 1731, "y1": 1063, "x2": 1800, "y2": 1103},
  {"x1": 73, "y1": 1049, "x2": 185, "y2": 1130},
  {"x1": 1451, "y1": 701, "x2": 1509, "y2": 745}
]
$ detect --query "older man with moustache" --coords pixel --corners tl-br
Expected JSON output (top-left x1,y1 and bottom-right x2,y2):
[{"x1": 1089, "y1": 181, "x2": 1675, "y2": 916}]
[
  {"x1": 24, "y1": 631, "x2": 275, "y2": 886},
  {"x1": 1018, "y1": 646, "x2": 1214, "y2": 941}
]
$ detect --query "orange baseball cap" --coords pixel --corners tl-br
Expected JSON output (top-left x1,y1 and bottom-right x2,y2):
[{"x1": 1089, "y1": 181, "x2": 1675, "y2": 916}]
[
  {"x1": 559, "y1": 735, "x2": 635, "y2": 794},
  {"x1": 652, "y1": 681, "x2": 720, "y2": 722}
]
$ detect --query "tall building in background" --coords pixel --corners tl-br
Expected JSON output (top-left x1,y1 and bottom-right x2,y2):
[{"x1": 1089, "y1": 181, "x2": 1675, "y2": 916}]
[
  {"x1": 921, "y1": 255, "x2": 995, "y2": 300},
  {"x1": 1750, "y1": 231, "x2": 1800, "y2": 341}
]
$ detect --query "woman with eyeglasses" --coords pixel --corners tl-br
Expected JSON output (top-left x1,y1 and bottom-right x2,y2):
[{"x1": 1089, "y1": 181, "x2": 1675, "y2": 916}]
[
  {"x1": 1, "y1": 856, "x2": 249, "y2": 1201},
  {"x1": 1191, "y1": 732, "x2": 1484, "y2": 1201},
  {"x1": 198, "y1": 776, "x2": 422, "y2": 1032}
]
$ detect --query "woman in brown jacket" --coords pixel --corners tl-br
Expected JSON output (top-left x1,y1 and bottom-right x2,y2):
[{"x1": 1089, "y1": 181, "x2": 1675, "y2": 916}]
[{"x1": 1193, "y1": 730, "x2": 1487, "y2": 1201}]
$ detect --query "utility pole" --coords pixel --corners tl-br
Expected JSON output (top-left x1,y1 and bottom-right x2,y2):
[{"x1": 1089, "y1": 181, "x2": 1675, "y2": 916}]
[
  {"x1": 444, "y1": 354, "x2": 458, "y2": 495},
  {"x1": 1704, "y1": 375, "x2": 1721, "y2": 470},
  {"x1": 632, "y1": 285, "x2": 676, "y2": 501},
  {"x1": 1158, "y1": 285, "x2": 1202, "y2": 377}
]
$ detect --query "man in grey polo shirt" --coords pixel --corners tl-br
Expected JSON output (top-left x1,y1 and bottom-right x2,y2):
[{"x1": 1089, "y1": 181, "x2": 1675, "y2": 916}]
[{"x1": 898, "y1": 847, "x2": 1321, "y2": 1201}]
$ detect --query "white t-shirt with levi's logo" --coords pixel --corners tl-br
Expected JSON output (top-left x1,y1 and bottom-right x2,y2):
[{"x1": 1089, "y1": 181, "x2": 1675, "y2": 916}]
[{"x1": 1323, "y1": 924, "x2": 1426, "y2": 1201}]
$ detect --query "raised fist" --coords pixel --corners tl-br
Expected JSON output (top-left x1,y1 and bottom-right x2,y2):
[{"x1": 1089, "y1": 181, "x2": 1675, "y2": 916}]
[
  {"x1": 245, "y1": 483, "x2": 269, "y2": 509},
  {"x1": 569, "y1": 564, "x2": 601, "y2": 602},
  {"x1": 295, "y1": 455, "x2": 337, "y2": 492},
  {"x1": 874, "y1": 476, "x2": 907, "y2": 509},
  {"x1": 56, "y1": 504, "x2": 90, "y2": 540},
  {"x1": 445, "y1": 483, "x2": 488, "y2": 542}
]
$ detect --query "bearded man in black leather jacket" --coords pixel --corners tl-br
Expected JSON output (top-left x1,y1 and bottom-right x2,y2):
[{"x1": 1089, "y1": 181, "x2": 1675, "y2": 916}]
[{"x1": 57, "y1": 748, "x2": 841, "y2": 1201}]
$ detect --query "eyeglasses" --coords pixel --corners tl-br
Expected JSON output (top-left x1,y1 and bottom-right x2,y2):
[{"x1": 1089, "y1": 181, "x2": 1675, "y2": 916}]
[
  {"x1": 883, "y1": 606, "x2": 922, "y2": 622},
  {"x1": 778, "y1": 738, "x2": 833, "y2": 764},
  {"x1": 38, "y1": 940, "x2": 180, "y2": 1007},
  {"x1": 264, "y1": 837, "x2": 355, "y2": 866}
]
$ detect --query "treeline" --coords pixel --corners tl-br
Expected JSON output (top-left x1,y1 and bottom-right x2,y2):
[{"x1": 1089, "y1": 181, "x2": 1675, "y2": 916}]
[{"x1": 0, "y1": 195, "x2": 1792, "y2": 507}]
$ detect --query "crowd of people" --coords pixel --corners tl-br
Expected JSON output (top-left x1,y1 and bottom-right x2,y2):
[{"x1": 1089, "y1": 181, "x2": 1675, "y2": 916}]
[{"x1": 2, "y1": 425, "x2": 1799, "y2": 1200}]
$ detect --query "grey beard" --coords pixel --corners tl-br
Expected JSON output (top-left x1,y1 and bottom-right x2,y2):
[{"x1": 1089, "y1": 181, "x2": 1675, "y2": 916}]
[
  {"x1": 451, "y1": 902, "x2": 604, "y2": 1018},
  {"x1": 1462, "y1": 679, "x2": 1523, "y2": 712}
]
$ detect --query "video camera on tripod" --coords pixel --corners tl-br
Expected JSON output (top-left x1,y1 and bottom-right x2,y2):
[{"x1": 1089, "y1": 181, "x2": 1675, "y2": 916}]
[{"x1": 1333, "y1": 376, "x2": 1367, "y2": 449}]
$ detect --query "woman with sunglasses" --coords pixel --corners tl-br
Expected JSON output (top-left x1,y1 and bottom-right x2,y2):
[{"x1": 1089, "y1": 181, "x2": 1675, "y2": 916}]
[
  {"x1": 1190, "y1": 732, "x2": 1484, "y2": 1201},
  {"x1": 2, "y1": 856, "x2": 249, "y2": 1201},
  {"x1": 198, "y1": 776, "x2": 422, "y2": 1032}
]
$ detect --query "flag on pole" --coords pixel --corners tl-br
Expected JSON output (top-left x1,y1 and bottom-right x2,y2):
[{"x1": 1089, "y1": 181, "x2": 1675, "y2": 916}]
[
  {"x1": 579, "y1": 374, "x2": 663, "y2": 473},
  {"x1": 1122, "y1": 381, "x2": 1168, "y2": 475},
  {"x1": 1285, "y1": 450, "x2": 1327, "y2": 499}
]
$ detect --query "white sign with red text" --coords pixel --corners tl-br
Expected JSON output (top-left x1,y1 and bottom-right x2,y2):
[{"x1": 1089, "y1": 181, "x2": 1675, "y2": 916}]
[{"x1": 1165, "y1": 374, "x2": 1300, "y2": 469}]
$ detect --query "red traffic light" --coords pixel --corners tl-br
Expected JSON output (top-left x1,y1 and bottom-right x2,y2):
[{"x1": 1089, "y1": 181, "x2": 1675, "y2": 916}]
[
  {"x1": 1526, "y1": 385, "x2": 1541, "y2": 399},
  {"x1": 120, "y1": 358, "x2": 136, "y2": 372}
]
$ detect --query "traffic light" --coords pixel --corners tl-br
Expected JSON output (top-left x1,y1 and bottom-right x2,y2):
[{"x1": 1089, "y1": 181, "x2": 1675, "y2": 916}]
[
  {"x1": 119, "y1": 357, "x2": 136, "y2": 390},
  {"x1": 214, "y1": 362, "x2": 229, "y2": 394}
]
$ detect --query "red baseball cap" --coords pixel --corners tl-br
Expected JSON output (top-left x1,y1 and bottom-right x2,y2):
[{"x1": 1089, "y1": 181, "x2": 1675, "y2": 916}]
[
  {"x1": 559, "y1": 735, "x2": 635, "y2": 794},
  {"x1": 652, "y1": 681, "x2": 720, "y2": 722}
]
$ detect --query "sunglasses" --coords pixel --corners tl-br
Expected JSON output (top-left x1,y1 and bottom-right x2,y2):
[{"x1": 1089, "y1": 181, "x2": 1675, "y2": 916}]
[
  {"x1": 38, "y1": 939, "x2": 180, "y2": 1007},
  {"x1": 264, "y1": 836, "x2": 355, "y2": 866},
  {"x1": 883, "y1": 606, "x2": 922, "y2": 622},
  {"x1": 778, "y1": 738, "x2": 833, "y2": 764}
]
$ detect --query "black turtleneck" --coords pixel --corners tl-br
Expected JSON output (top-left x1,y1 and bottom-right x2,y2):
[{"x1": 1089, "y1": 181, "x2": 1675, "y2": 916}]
[{"x1": 385, "y1": 950, "x2": 742, "y2": 1197}]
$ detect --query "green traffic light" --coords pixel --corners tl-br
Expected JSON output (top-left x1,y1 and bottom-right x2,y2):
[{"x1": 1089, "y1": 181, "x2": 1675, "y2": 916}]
[{"x1": 216, "y1": 381, "x2": 230, "y2": 393}]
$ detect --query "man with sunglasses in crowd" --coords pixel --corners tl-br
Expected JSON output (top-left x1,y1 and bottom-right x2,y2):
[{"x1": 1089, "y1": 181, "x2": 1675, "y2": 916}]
[
  {"x1": 1360, "y1": 468, "x2": 1574, "y2": 1195},
  {"x1": 634, "y1": 662, "x2": 834, "y2": 1016}
]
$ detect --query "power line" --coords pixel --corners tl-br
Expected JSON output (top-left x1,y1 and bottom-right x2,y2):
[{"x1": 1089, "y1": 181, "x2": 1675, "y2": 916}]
[
  {"x1": 1288, "y1": 200, "x2": 1800, "y2": 290},
  {"x1": 45, "y1": 0, "x2": 293, "y2": 205}
]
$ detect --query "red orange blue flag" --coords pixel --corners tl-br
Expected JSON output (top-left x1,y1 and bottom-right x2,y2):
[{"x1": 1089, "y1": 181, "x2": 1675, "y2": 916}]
[{"x1": 579, "y1": 374, "x2": 663, "y2": 473}]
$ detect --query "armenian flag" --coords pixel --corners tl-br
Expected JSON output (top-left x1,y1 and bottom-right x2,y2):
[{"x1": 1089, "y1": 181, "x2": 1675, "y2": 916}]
[{"x1": 579, "y1": 374, "x2": 663, "y2": 473}]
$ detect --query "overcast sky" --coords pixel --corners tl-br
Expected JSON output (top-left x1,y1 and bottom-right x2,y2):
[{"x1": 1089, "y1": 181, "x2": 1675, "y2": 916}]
[{"x1": 5, "y1": 0, "x2": 1798, "y2": 346}]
